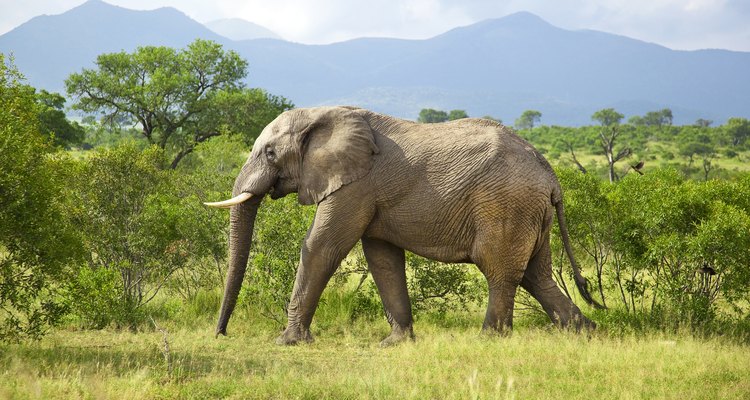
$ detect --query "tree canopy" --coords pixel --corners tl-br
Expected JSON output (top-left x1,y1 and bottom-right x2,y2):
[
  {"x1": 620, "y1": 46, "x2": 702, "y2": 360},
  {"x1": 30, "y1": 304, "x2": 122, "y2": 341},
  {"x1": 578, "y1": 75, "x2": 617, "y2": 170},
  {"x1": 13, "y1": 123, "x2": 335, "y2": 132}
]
[
  {"x1": 514, "y1": 110, "x2": 542, "y2": 130},
  {"x1": 592, "y1": 108, "x2": 624, "y2": 127},
  {"x1": 65, "y1": 39, "x2": 290, "y2": 168},
  {"x1": 35, "y1": 89, "x2": 85, "y2": 148},
  {"x1": 418, "y1": 108, "x2": 469, "y2": 123}
]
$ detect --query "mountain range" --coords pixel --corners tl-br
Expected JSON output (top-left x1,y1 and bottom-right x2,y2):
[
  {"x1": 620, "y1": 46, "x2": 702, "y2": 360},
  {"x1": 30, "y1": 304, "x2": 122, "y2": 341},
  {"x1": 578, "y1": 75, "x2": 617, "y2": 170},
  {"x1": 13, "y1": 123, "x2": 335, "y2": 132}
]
[
  {"x1": 1, "y1": 0, "x2": 748, "y2": 125},
  {"x1": 205, "y1": 18, "x2": 282, "y2": 41}
]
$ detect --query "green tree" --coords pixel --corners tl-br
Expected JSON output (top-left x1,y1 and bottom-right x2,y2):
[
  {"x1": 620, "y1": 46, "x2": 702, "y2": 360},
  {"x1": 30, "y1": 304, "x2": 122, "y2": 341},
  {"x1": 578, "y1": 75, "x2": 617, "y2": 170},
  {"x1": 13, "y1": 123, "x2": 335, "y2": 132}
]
[
  {"x1": 604, "y1": 170, "x2": 750, "y2": 324},
  {"x1": 34, "y1": 90, "x2": 85, "y2": 148},
  {"x1": 694, "y1": 119, "x2": 713, "y2": 128},
  {"x1": 447, "y1": 109, "x2": 469, "y2": 121},
  {"x1": 637, "y1": 109, "x2": 673, "y2": 128},
  {"x1": 514, "y1": 110, "x2": 542, "y2": 130},
  {"x1": 418, "y1": 108, "x2": 449, "y2": 123},
  {"x1": 205, "y1": 88, "x2": 293, "y2": 146},
  {"x1": 679, "y1": 141, "x2": 716, "y2": 180},
  {"x1": 724, "y1": 117, "x2": 750, "y2": 147},
  {"x1": 66, "y1": 39, "x2": 252, "y2": 168},
  {"x1": 591, "y1": 108, "x2": 630, "y2": 182},
  {"x1": 592, "y1": 108, "x2": 624, "y2": 127},
  {"x1": 0, "y1": 55, "x2": 83, "y2": 341}
]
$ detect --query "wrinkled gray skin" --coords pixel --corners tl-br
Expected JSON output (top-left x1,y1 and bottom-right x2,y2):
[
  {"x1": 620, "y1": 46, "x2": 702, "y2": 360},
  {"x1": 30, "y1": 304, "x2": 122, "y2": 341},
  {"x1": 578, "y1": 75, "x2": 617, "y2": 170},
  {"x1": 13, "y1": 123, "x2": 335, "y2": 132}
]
[{"x1": 215, "y1": 106, "x2": 602, "y2": 346}]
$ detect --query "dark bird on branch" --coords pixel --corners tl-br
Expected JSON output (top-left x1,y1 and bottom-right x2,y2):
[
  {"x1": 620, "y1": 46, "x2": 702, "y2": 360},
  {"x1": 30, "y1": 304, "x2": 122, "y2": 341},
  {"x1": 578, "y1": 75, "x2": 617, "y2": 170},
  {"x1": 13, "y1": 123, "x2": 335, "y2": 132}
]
[{"x1": 631, "y1": 160, "x2": 645, "y2": 175}]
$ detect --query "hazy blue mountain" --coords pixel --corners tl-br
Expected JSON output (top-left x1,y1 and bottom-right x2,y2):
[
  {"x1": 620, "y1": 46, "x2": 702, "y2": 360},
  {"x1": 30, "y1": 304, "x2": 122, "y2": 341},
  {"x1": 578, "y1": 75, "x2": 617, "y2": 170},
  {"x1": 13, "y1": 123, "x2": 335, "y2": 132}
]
[
  {"x1": 1, "y1": 1, "x2": 748, "y2": 125},
  {"x1": 0, "y1": 0, "x2": 226, "y2": 96},
  {"x1": 205, "y1": 18, "x2": 282, "y2": 41}
]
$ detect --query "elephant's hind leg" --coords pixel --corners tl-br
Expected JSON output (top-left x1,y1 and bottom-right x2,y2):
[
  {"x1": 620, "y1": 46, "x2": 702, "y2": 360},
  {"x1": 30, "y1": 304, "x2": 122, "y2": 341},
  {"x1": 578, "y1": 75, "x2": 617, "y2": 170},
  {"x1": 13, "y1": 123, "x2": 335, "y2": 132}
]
[
  {"x1": 474, "y1": 245, "x2": 529, "y2": 334},
  {"x1": 472, "y1": 204, "x2": 544, "y2": 334},
  {"x1": 362, "y1": 237, "x2": 414, "y2": 347},
  {"x1": 520, "y1": 234, "x2": 594, "y2": 331}
]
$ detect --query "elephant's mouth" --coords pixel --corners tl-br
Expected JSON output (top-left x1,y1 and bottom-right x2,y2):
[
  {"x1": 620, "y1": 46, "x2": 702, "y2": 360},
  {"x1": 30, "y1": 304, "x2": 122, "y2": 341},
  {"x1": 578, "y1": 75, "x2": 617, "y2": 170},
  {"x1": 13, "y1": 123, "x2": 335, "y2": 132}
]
[{"x1": 269, "y1": 177, "x2": 294, "y2": 199}]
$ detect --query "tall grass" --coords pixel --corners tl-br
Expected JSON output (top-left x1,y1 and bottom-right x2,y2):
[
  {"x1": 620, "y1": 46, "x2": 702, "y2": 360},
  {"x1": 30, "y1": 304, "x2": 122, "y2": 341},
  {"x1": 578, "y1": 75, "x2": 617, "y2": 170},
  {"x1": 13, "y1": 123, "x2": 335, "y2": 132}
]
[{"x1": 2, "y1": 288, "x2": 748, "y2": 399}]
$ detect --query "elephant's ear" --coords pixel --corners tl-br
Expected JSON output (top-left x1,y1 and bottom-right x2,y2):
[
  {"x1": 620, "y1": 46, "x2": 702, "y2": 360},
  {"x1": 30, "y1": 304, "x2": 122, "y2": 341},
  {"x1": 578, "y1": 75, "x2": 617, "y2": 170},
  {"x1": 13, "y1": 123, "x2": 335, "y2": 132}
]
[{"x1": 298, "y1": 107, "x2": 379, "y2": 205}]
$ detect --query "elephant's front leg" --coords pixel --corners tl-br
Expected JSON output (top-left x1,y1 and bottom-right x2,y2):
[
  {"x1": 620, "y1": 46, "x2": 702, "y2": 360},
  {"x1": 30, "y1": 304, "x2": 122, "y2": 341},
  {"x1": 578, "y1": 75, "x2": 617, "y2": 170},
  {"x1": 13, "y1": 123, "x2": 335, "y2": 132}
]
[
  {"x1": 277, "y1": 196, "x2": 374, "y2": 345},
  {"x1": 362, "y1": 237, "x2": 414, "y2": 347}
]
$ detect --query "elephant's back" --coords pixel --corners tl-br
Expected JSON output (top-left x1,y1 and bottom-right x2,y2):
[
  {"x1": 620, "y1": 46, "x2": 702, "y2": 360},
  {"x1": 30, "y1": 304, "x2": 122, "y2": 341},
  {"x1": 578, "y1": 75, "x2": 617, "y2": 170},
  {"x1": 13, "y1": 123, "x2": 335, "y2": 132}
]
[
  {"x1": 375, "y1": 118, "x2": 556, "y2": 191},
  {"x1": 362, "y1": 117, "x2": 557, "y2": 262}
]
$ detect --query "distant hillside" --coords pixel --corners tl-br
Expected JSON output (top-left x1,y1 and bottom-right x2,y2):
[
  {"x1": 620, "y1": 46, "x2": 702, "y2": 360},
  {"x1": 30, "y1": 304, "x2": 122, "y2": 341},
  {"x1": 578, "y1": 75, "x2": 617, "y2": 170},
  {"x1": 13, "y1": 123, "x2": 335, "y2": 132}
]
[
  {"x1": 0, "y1": 0, "x2": 225, "y2": 95},
  {"x1": 205, "y1": 18, "x2": 281, "y2": 41},
  {"x1": 1, "y1": 0, "x2": 748, "y2": 125}
]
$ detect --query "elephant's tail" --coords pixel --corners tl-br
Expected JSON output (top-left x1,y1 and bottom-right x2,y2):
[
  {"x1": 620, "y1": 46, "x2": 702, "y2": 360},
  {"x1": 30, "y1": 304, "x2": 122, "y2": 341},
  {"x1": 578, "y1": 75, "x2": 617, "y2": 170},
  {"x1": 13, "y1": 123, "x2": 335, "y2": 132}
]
[{"x1": 554, "y1": 200, "x2": 607, "y2": 310}]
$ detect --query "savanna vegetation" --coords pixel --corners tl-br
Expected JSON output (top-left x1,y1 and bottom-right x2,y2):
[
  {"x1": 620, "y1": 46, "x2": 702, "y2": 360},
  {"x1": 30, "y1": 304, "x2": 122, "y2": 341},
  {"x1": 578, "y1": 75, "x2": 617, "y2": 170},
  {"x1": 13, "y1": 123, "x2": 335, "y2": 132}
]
[{"x1": 2, "y1": 42, "x2": 749, "y2": 399}]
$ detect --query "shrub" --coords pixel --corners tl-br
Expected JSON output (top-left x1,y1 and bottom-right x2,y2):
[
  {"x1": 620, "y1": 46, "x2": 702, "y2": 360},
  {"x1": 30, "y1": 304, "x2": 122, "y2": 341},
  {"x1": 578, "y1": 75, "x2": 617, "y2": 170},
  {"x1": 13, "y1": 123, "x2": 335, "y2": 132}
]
[
  {"x1": 0, "y1": 56, "x2": 83, "y2": 341},
  {"x1": 68, "y1": 143, "x2": 229, "y2": 328}
]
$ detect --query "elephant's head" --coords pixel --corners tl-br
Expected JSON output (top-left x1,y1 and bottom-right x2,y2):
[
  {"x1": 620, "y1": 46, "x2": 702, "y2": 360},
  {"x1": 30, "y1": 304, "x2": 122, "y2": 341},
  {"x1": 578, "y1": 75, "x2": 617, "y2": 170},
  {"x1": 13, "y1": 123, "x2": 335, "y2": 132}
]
[{"x1": 206, "y1": 106, "x2": 379, "y2": 336}]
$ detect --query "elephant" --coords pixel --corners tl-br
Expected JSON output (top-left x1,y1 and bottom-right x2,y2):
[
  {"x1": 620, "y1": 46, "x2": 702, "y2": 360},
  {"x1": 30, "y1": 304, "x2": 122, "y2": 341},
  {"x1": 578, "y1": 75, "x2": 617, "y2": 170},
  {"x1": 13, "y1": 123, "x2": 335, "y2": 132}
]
[{"x1": 205, "y1": 106, "x2": 603, "y2": 346}]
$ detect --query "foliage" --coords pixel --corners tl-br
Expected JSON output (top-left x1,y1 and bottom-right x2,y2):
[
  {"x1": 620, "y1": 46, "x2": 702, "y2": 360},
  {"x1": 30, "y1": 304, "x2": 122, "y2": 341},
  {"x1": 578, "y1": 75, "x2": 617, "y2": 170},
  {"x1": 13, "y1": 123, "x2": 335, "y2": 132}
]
[
  {"x1": 72, "y1": 113, "x2": 143, "y2": 150},
  {"x1": 629, "y1": 108, "x2": 673, "y2": 128},
  {"x1": 65, "y1": 39, "x2": 250, "y2": 168},
  {"x1": 417, "y1": 108, "x2": 449, "y2": 123},
  {"x1": 447, "y1": 109, "x2": 469, "y2": 121},
  {"x1": 590, "y1": 108, "x2": 631, "y2": 182},
  {"x1": 417, "y1": 108, "x2": 470, "y2": 123},
  {"x1": 67, "y1": 143, "x2": 228, "y2": 328},
  {"x1": 557, "y1": 167, "x2": 750, "y2": 327},
  {"x1": 514, "y1": 110, "x2": 542, "y2": 130},
  {"x1": 406, "y1": 254, "x2": 485, "y2": 316},
  {"x1": 592, "y1": 108, "x2": 624, "y2": 127},
  {"x1": 34, "y1": 89, "x2": 86, "y2": 148},
  {"x1": 724, "y1": 117, "x2": 750, "y2": 147},
  {"x1": 0, "y1": 55, "x2": 83, "y2": 342},
  {"x1": 207, "y1": 88, "x2": 294, "y2": 146}
]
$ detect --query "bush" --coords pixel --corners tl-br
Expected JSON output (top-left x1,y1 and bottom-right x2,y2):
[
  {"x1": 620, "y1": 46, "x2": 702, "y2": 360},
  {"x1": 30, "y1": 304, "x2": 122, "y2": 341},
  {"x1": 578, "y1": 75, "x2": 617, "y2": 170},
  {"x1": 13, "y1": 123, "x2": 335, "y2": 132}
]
[
  {"x1": 554, "y1": 166, "x2": 750, "y2": 331},
  {"x1": 66, "y1": 266, "x2": 140, "y2": 329},
  {"x1": 67, "y1": 143, "x2": 229, "y2": 329},
  {"x1": 0, "y1": 56, "x2": 83, "y2": 341},
  {"x1": 406, "y1": 254, "x2": 486, "y2": 316}
]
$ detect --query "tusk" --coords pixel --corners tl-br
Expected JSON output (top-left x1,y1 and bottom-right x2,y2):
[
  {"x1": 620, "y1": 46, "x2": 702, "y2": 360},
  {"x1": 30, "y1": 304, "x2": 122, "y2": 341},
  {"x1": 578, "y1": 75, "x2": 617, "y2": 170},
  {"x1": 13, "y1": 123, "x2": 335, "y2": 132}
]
[{"x1": 204, "y1": 192, "x2": 253, "y2": 208}]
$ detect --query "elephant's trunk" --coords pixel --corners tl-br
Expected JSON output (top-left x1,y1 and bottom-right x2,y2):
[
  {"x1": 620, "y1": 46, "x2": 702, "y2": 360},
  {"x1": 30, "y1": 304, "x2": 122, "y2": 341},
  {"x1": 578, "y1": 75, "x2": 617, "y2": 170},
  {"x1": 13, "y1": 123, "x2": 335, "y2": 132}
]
[{"x1": 216, "y1": 198, "x2": 260, "y2": 336}]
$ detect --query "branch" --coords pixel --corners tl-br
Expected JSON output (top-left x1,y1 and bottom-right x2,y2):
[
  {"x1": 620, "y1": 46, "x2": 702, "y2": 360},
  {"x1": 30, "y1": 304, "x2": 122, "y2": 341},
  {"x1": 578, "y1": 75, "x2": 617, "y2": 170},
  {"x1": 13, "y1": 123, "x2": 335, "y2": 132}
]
[
  {"x1": 138, "y1": 266, "x2": 182, "y2": 307},
  {"x1": 419, "y1": 289, "x2": 452, "y2": 301},
  {"x1": 169, "y1": 130, "x2": 222, "y2": 169},
  {"x1": 613, "y1": 147, "x2": 632, "y2": 163},
  {"x1": 565, "y1": 141, "x2": 587, "y2": 174}
]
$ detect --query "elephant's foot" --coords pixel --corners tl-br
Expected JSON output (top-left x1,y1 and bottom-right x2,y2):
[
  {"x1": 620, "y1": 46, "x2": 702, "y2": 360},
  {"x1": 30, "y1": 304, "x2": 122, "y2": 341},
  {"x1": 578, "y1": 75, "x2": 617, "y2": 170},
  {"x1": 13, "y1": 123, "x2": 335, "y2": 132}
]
[
  {"x1": 569, "y1": 313, "x2": 596, "y2": 332},
  {"x1": 554, "y1": 308, "x2": 597, "y2": 333},
  {"x1": 276, "y1": 325, "x2": 313, "y2": 346},
  {"x1": 480, "y1": 321, "x2": 513, "y2": 337},
  {"x1": 380, "y1": 325, "x2": 415, "y2": 347}
]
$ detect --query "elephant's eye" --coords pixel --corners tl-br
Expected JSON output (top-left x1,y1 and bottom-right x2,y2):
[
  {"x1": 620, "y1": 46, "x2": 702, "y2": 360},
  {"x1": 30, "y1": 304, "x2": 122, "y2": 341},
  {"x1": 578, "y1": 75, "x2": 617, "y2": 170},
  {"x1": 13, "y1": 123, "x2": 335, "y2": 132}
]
[{"x1": 265, "y1": 147, "x2": 276, "y2": 161}]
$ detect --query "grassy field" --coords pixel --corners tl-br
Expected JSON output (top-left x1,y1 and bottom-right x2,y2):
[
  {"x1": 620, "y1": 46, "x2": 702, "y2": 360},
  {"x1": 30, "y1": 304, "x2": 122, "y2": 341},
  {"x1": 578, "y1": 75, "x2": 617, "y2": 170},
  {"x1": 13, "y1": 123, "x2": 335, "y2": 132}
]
[{"x1": 2, "y1": 309, "x2": 749, "y2": 399}]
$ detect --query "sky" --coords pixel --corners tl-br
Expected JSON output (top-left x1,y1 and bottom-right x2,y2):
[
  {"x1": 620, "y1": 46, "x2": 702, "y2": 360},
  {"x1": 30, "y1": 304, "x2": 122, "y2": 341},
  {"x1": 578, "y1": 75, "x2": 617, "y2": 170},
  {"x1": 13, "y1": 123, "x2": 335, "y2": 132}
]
[{"x1": 1, "y1": 0, "x2": 748, "y2": 51}]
